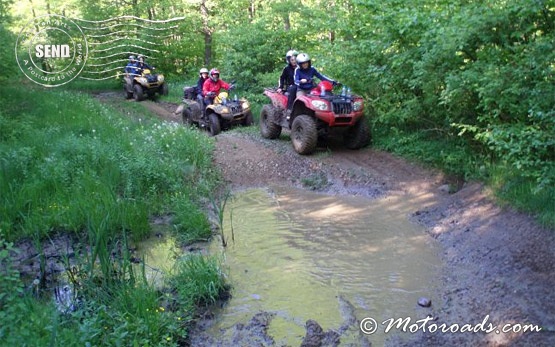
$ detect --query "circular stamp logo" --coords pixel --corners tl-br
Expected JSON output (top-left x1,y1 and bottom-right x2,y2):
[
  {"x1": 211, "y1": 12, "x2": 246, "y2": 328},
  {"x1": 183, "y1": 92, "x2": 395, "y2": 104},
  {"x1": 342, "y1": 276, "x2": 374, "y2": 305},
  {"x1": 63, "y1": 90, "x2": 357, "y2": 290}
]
[{"x1": 15, "y1": 14, "x2": 88, "y2": 87}]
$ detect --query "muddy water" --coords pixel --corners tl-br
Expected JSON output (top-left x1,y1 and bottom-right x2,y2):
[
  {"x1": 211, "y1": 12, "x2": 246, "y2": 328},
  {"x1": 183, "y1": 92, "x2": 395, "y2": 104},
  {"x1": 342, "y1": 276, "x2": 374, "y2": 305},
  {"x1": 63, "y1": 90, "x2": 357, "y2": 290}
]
[{"x1": 206, "y1": 187, "x2": 440, "y2": 346}]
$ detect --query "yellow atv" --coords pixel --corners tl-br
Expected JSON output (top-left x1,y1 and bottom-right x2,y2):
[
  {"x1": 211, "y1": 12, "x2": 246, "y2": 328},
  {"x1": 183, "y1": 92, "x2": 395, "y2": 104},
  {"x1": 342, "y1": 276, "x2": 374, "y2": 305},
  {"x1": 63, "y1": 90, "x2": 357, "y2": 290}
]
[
  {"x1": 181, "y1": 89, "x2": 253, "y2": 136},
  {"x1": 124, "y1": 68, "x2": 168, "y2": 101}
]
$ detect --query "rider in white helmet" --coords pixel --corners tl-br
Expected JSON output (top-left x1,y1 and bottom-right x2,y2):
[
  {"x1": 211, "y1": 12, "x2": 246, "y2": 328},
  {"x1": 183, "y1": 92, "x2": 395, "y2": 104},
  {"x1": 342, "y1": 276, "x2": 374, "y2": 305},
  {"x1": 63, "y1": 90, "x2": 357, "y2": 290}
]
[
  {"x1": 196, "y1": 67, "x2": 209, "y2": 96},
  {"x1": 294, "y1": 52, "x2": 338, "y2": 99}
]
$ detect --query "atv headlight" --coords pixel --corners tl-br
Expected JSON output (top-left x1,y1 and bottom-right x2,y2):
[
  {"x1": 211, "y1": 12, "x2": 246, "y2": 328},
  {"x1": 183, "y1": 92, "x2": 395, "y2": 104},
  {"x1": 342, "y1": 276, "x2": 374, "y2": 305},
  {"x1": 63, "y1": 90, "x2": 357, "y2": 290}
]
[
  {"x1": 139, "y1": 77, "x2": 147, "y2": 84},
  {"x1": 241, "y1": 101, "x2": 250, "y2": 110},
  {"x1": 311, "y1": 100, "x2": 329, "y2": 111},
  {"x1": 220, "y1": 107, "x2": 230, "y2": 114},
  {"x1": 157, "y1": 75, "x2": 164, "y2": 83},
  {"x1": 353, "y1": 101, "x2": 363, "y2": 111}
]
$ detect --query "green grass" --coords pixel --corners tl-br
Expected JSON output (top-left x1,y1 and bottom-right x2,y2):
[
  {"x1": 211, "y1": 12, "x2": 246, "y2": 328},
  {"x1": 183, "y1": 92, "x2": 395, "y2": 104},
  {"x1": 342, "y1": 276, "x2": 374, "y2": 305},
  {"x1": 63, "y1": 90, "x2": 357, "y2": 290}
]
[
  {"x1": 489, "y1": 167, "x2": 555, "y2": 227},
  {"x1": 373, "y1": 127, "x2": 555, "y2": 228},
  {"x1": 1, "y1": 239, "x2": 227, "y2": 347},
  {"x1": 169, "y1": 253, "x2": 229, "y2": 308},
  {"x1": 0, "y1": 83, "x2": 229, "y2": 346},
  {"x1": 0, "y1": 84, "x2": 217, "y2": 242}
]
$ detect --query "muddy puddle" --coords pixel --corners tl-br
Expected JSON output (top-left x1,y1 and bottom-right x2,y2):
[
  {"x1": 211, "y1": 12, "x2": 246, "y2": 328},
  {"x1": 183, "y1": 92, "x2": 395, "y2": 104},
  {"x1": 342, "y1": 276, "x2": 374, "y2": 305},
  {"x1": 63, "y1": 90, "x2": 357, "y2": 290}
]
[{"x1": 198, "y1": 187, "x2": 441, "y2": 346}]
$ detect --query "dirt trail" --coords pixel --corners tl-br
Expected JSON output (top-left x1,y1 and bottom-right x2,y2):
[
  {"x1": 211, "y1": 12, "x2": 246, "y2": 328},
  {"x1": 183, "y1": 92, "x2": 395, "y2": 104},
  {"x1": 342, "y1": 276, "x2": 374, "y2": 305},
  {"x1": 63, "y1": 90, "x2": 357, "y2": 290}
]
[{"x1": 136, "y1": 98, "x2": 555, "y2": 346}]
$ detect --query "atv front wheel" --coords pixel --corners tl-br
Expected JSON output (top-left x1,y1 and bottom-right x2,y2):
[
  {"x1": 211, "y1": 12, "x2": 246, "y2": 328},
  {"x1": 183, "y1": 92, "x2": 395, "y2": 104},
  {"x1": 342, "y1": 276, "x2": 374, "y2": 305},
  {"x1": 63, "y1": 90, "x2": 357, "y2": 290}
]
[
  {"x1": 182, "y1": 107, "x2": 193, "y2": 127},
  {"x1": 133, "y1": 84, "x2": 144, "y2": 101},
  {"x1": 343, "y1": 118, "x2": 371, "y2": 149},
  {"x1": 124, "y1": 85, "x2": 133, "y2": 99},
  {"x1": 260, "y1": 105, "x2": 282, "y2": 139},
  {"x1": 243, "y1": 111, "x2": 254, "y2": 126},
  {"x1": 209, "y1": 113, "x2": 221, "y2": 136},
  {"x1": 291, "y1": 114, "x2": 318, "y2": 155},
  {"x1": 160, "y1": 83, "x2": 169, "y2": 96}
]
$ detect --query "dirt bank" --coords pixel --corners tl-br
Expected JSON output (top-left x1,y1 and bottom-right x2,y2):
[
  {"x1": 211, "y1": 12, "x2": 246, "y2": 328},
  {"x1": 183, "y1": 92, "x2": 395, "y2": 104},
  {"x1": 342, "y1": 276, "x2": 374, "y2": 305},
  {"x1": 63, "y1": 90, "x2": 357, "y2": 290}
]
[{"x1": 132, "y1": 98, "x2": 555, "y2": 346}]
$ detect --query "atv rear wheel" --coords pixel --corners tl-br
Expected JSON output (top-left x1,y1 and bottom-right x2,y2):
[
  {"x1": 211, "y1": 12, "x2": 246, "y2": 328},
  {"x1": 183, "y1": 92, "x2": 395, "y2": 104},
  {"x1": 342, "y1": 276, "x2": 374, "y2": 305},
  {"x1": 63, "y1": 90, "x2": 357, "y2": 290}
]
[
  {"x1": 291, "y1": 114, "x2": 318, "y2": 155},
  {"x1": 209, "y1": 113, "x2": 221, "y2": 136},
  {"x1": 344, "y1": 118, "x2": 371, "y2": 149},
  {"x1": 133, "y1": 84, "x2": 144, "y2": 101},
  {"x1": 243, "y1": 111, "x2": 254, "y2": 126},
  {"x1": 260, "y1": 105, "x2": 282, "y2": 139}
]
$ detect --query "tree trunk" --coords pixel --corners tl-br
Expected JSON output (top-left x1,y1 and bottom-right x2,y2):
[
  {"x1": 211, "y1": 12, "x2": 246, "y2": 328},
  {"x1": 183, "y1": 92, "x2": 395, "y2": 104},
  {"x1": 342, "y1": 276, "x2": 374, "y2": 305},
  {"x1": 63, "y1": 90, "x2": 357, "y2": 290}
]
[
  {"x1": 283, "y1": 13, "x2": 290, "y2": 31},
  {"x1": 201, "y1": 0, "x2": 212, "y2": 67}
]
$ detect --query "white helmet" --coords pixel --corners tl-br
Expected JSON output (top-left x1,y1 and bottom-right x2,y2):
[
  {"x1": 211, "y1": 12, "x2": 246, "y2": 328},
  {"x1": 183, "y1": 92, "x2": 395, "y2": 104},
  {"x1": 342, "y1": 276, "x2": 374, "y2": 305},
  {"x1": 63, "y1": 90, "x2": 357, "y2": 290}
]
[
  {"x1": 296, "y1": 53, "x2": 311, "y2": 65},
  {"x1": 199, "y1": 68, "x2": 209, "y2": 74},
  {"x1": 285, "y1": 50, "x2": 298, "y2": 63}
]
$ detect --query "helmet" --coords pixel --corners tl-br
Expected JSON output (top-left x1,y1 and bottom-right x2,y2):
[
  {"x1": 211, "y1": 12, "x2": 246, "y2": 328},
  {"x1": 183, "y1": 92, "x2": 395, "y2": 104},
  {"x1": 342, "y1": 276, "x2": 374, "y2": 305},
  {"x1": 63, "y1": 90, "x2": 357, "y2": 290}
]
[
  {"x1": 129, "y1": 55, "x2": 136, "y2": 61},
  {"x1": 137, "y1": 55, "x2": 144, "y2": 62},
  {"x1": 296, "y1": 53, "x2": 311, "y2": 65},
  {"x1": 209, "y1": 68, "x2": 220, "y2": 81},
  {"x1": 199, "y1": 68, "x2": 209, "y2": 75},
  {"x1": 285, "y1": 50, "x2": 298, "y2": 63}
]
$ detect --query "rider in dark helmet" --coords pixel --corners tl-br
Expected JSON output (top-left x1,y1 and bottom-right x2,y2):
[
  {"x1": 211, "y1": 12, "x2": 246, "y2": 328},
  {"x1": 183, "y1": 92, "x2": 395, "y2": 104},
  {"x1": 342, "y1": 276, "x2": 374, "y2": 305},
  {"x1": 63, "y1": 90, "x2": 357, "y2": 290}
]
[{"x1": 136, "y1": 55, "x2": 152, "y2": 74}]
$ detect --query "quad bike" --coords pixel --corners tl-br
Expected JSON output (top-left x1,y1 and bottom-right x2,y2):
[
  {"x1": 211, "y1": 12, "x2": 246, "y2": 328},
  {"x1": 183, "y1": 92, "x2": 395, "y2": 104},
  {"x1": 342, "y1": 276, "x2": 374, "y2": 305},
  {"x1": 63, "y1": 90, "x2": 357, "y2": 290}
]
[
  {"x1": 180, "y1": 85, "x2": 253, "y2": 136},
  {"x1": 260, "y1": 81, "x2": 370, "y2": 155},
  {"x1": 124, "y1": 68, "x2": 168, "y2": 101}
]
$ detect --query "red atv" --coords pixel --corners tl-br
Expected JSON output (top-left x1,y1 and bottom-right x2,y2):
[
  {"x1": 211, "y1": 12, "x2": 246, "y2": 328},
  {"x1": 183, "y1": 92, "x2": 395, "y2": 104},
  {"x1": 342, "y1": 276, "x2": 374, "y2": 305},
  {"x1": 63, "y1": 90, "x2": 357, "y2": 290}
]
[{"x1": 260, "y1": 81, "x2": 370, "y2": 154}]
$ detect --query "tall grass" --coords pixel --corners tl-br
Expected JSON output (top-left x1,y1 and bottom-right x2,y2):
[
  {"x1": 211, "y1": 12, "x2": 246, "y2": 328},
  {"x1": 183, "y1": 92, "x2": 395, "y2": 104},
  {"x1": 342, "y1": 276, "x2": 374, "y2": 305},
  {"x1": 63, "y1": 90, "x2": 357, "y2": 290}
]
[
  {"x1": 373, "y1": 127, "x2": 555, "y2": 228},
  {"x1": 169, "y1": 253, "x2": 229, "y2": 308},
  {"x1": 1, "y1": 237, "x2": 227, "y2": 346},
  {"x1": 0, "y1": 83, "x2": 229, "y2": 346},
  {"x1": 0, "y1": 84, "x2": 217, "y2": 242}
]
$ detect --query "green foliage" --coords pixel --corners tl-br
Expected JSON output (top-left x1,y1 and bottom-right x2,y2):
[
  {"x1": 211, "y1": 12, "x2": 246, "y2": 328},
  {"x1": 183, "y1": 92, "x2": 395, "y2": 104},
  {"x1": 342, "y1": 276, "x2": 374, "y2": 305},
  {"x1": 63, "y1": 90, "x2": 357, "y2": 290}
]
[
  {"x1": 489, "y1": 167, "x2": 555, "y2": 227},
  {"x1": 169, "y1": 254, "x2": 228, "y2": 308},
  {"x1": 0, "y1": 265, "x2": 190, "y2": 346},
  {"x1": 172, "y1": 197, "x2": 212, "y2": 245},
  {"x1": 0, "y1": 12, "x2": 17, "y2": 80}
]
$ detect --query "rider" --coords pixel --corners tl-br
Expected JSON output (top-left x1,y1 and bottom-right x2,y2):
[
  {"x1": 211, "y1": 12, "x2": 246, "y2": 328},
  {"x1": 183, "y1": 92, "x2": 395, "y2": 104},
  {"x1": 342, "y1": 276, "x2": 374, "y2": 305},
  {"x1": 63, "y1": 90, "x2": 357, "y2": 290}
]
[
  {"x1": 196, "y1": 68, "x2": 209, "y2": 99},
  {"x1": 278, "y1": 50, "x2": 298, "y2": 93},
  {"x1": 125, "y1": 55, "x2": 138, "y2": 76},
  {"x1": 124, "y1": 55, "x2": 138, "y2": 91},
  {"x1": 278, "y1": 50, "x2": 299, "y2": 111},
  {"x1": 294, "y1": 53, "x2": 338, "y2": 98},
  {"x1": 202, "y1": 68, "x2": 232, "y2": 105},
  {"x1": 136, "y1": 55, "x2": 153, "y2": 74}
]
